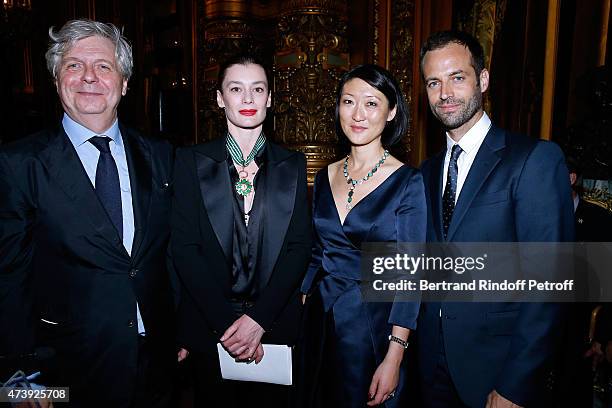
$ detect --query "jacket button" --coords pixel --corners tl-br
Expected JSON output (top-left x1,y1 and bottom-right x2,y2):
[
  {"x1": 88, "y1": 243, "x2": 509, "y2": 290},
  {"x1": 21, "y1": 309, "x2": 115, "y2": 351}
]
[
  {"x1": 127, "y1": 320, "x2": 135, "y2": 328},
  {"x1": 129, "y1": 268, "x2": 138, "y2": 278}
]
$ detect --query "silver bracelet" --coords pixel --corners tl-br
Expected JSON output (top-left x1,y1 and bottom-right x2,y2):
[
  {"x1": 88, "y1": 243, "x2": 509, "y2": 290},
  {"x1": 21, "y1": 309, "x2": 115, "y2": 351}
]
[{"x1": 388, "y1": 334, "x2": 409, "y2": 349}]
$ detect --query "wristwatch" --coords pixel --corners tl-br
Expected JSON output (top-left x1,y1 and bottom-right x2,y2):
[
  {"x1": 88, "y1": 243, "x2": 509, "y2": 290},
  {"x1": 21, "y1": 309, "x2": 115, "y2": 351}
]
[{"x1": 388, "y1": 334, "x2": 409, "y2": 349}]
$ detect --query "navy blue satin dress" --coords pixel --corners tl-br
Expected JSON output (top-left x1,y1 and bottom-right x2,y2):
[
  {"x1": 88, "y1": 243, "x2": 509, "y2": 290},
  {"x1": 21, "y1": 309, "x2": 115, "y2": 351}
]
[{"x1": 300, "y1": 165, "x2": 426, "y2": 407}]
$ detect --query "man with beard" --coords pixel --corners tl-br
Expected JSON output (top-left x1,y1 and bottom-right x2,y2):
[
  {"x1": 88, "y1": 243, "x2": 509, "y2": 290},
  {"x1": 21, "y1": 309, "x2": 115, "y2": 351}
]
[{"x1": 416, "y1": 31, "x2": 574, "y2": 407}]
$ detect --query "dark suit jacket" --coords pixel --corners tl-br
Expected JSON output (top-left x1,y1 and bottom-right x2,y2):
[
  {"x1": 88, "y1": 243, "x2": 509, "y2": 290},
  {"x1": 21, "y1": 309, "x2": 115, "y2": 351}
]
[
  {"x1": 171, "y1": 136, "x2": 311, "y2": 353},
  {"x1": 0, "y1": 125, "x2": 176, "y2": 407},
  {"x1": 417, "y1": 125, "x2": 575, "y2": 407}
]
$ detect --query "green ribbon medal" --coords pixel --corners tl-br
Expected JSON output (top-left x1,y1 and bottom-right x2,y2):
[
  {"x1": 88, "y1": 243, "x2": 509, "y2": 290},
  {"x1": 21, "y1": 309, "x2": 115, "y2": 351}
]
[{"x1": 226, "y1": 132, "x2": 266, "y2": 196}]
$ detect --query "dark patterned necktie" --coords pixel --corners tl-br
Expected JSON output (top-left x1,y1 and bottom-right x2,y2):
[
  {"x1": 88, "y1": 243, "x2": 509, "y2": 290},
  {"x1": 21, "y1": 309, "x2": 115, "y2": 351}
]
[
  {"x1": 442, "y1": 144, "x2": 463, "y2": 239},
  {"x1": 89, "y1": 136, "x2": 123, "y2": 239}
]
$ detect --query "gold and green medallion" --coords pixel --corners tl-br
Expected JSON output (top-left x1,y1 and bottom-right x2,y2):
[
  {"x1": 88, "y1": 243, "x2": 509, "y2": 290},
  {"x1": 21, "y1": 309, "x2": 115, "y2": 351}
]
[{"x1": 226, "y1": 132, "x2": 266, "y2": 197}]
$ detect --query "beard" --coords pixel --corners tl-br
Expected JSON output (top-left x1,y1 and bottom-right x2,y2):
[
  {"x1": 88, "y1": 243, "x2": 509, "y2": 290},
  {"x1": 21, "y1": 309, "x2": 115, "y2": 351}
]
[{"x1": 432, "y1": 88, "x2": 483, "y2": 130}]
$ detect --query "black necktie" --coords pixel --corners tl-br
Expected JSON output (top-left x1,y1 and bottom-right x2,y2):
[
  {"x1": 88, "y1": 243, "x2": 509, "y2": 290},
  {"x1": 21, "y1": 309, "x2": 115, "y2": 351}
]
[
  {"x1": 442, "y1": 144, "x2": 463, "y2": 239},
  {"x1": 89, "y1": 136, "x2": 123, "y2": 239}
]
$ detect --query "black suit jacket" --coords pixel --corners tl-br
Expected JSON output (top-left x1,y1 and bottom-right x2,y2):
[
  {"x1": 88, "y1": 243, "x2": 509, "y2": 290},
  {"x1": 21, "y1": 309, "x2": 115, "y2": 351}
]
[
  {"x1": 0, "y1": 125, "x2": 176, "y2": 407},
  {"x1": 171, "y1": 136, "x2": 311, "y2": 353}
]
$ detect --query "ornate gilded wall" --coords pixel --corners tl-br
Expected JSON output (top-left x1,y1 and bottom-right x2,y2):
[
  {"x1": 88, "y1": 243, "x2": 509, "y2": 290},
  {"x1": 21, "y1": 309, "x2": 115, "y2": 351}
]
[
  {"x1": 274, "y1": 1, "x2": 349, "y2": 181},
  {"x1": 388, "y1": 0, "x2": 416, "y2": 162},
  {"x1": 455, "y1": 0, "x2": 507, "y2": 115}
]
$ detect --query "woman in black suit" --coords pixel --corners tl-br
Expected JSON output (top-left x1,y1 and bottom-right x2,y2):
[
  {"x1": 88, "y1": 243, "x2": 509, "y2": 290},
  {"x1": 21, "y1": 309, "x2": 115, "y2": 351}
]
[{"x1": 171, "y1": 54, "x2": 311, "y2": 408}]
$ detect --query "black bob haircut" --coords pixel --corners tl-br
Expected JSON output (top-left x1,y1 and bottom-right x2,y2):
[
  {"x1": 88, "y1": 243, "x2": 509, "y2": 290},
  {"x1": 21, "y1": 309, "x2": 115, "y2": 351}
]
[
  {"x1": 419, "y1": 30, "x2": 485, "y2": 83},
  {"x1": 217, "y1": 53, "x2": 271, "y2": 91},
  {"x1": 335, "y1": 64, "x2": 409, "y2": 147}
]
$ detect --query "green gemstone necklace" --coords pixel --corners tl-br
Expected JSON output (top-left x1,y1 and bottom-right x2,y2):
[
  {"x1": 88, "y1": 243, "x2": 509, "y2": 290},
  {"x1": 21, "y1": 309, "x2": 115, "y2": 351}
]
[
  {"x1": 226, "y1": 132, "x2": 266, "y2": 196},
  {"x1": 343, "y1": 149, "x2": 389, "y2": 210}
]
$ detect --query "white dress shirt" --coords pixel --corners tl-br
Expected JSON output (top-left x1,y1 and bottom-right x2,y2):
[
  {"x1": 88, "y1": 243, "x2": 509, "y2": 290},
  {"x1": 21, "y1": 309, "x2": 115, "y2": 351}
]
[{"x1": 442, "y1": 112, "x2": 492, "y2": 203}]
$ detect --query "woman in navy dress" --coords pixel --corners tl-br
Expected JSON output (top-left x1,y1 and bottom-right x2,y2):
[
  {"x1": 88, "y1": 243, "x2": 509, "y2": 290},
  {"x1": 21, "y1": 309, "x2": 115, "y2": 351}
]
[{"x1": 299, "y1": 64, "x2": 426, "y2": 407}]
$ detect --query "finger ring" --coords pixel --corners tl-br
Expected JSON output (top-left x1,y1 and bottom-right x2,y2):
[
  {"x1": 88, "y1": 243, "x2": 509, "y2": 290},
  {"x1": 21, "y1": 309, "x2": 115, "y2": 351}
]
[{"x1": 388, "y1": 390, "x2": 396, "y2": 398}]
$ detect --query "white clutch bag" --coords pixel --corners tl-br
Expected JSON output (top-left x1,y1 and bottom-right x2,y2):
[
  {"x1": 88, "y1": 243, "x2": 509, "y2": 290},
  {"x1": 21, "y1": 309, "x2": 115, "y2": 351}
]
[{"x1": 216, "y1": 343, "x2": 293, "y2": 385}]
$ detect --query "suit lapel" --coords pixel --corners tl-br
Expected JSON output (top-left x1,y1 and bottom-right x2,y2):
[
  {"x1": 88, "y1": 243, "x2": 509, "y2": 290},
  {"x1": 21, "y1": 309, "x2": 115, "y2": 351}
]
[
  {"x1": 122, "y1": 126, "x2": 151, "y2": 260},
  {"x1": 195, "y1": 138, "x2": 233, "y2": 262},
  {"x1": 40, "y1": 128, "x2": 129, "y2": 257},
  {"x1": 260, "y1": 142, "x2": 297, "y2": 288},
  {"x1": 446, "y1": 126, "x2": 505, "y2": 241}
]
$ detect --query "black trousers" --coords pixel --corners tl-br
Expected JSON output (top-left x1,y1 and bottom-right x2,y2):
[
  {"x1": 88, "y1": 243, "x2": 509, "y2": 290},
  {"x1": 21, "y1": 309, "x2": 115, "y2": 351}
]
[
  {"x1": 191, "y1": 350, "x2": 291, "y2": 408},
  {"x1": 421, "y1": 321, "x2": 469, "y2": 408},
  {"x1": 37, "y1": 335, "x2": 174, "y2": 408},
  {"x1": 132, "y1": 335, "x2": 174, "y2": 408}
]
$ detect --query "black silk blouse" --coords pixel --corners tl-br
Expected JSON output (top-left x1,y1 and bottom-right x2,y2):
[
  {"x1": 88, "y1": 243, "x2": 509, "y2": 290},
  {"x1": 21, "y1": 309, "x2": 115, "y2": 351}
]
[{"x1": 226, "y1": 145, "x2": 267, "y2": 300}]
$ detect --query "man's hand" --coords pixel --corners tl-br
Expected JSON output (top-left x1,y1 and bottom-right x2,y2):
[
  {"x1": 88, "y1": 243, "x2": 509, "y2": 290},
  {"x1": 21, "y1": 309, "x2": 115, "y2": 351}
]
[
  {"x1": 220, "y1": 314, "x2": 265, "y2": 361},
  {"x1": 177, "y1": 348, "x2": 189, "y2": 362},
  {"x1": 486, "y1": 390, "x2": 522, "y2": 408}
]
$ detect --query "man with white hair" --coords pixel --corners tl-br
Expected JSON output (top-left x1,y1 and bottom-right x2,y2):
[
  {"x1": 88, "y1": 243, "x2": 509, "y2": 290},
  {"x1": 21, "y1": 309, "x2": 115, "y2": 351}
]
[{"x1": 0, "y1": 19, "x2": 177, "y2": 407}]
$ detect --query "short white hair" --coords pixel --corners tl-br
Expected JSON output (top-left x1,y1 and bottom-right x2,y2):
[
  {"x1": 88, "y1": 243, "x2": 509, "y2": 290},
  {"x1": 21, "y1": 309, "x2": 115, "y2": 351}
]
[{"x1": 45, "y1": 19, "x2": 133, "y2": 81}]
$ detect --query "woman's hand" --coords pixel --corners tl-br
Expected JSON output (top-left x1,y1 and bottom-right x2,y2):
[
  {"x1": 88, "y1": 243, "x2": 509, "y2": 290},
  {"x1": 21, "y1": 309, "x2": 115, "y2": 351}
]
[
  {"x1": 367, "y1": 325, "x2": 410, "y2": 405},
  {"x1": 367, "y1": 356, "x2": 401, "y2": 406},
  {"x1": 220, "y1": 314, "x2": 265, "y2": 361}
]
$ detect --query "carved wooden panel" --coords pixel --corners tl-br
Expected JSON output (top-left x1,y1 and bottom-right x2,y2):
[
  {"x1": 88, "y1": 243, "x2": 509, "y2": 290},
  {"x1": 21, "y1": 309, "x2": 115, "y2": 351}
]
[
  {"x1": 274, "y1": 1, "x2": 349, "y2": 182},
  {"x1": 389, "y1": 0, "x2": 416, "y2": 162}
]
